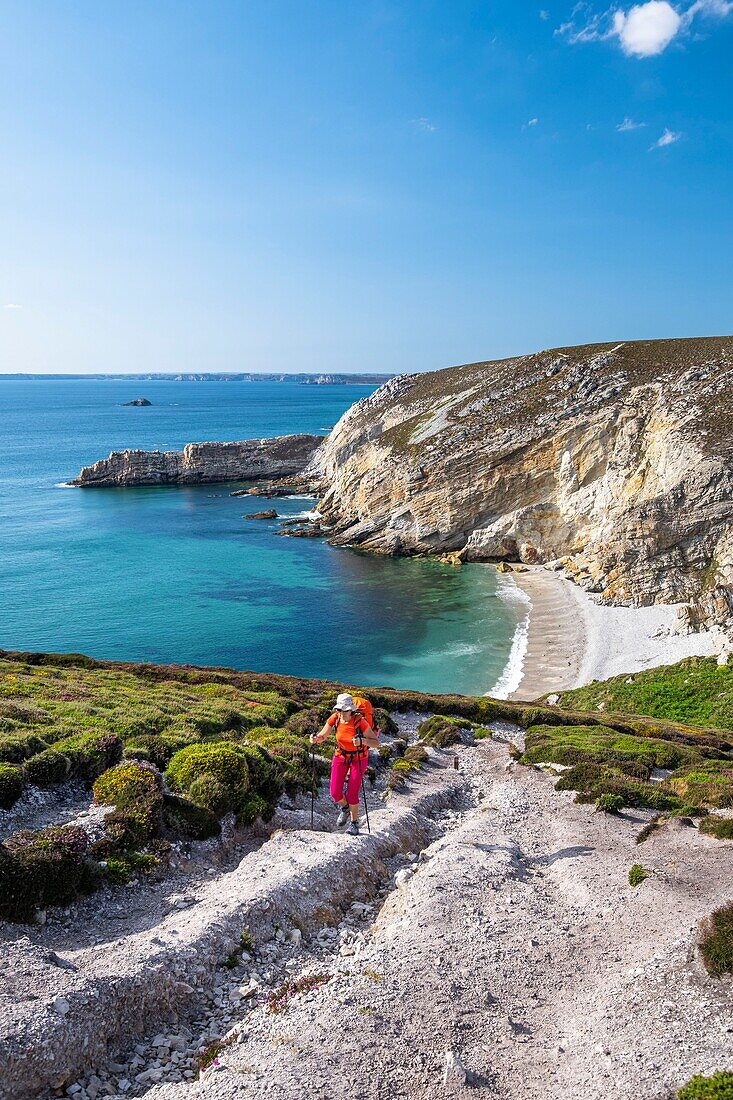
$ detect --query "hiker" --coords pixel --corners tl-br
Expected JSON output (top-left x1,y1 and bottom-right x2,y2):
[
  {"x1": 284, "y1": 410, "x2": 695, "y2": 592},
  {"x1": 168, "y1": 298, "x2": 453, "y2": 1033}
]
[{"x1": 310, "y1": 692, "x2": 378, "y2": 836}]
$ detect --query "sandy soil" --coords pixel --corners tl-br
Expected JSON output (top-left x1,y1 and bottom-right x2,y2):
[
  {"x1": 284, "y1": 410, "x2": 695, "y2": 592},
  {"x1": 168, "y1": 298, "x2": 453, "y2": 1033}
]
[
  {"x1": 142, "y1": 732, "x2": 733, "y2": 1100},
  {"x1": 508, "y1": 567, "x2": 721, "y2": 701}
]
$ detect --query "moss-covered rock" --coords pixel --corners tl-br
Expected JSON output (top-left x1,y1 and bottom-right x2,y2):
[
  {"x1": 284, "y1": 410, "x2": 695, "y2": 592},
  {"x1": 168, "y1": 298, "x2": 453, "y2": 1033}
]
[
  {"x1": 0, "y1": 733, "x2": 50, "y2": 763},
  {"x1": 0, "y1": 763, "x2": 23, "y2": 809}
]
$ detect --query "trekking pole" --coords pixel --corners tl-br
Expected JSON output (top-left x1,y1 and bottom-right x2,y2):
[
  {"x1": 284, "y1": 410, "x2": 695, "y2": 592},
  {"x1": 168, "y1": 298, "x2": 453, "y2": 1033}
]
[
  {"x1": 310, "y1": 743, "x2": 316, "y2": 827},
  {"x1": 359, "y1": 750, "x2": 371, "y2": 835}
]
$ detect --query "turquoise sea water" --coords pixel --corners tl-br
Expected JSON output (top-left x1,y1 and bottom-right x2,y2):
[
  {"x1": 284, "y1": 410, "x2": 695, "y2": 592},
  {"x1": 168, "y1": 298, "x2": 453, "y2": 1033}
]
[{"x1": 0, "y1": 379, "x2": 524, "y2": 695}]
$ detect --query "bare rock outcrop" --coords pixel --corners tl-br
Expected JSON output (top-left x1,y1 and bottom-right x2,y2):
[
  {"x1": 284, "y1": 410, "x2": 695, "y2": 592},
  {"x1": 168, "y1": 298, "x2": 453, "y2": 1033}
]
[
  {"x1": 72, "y1": 434, "x2": 323, "y2": 487},
  {"x1": 314, "y1": 336, "x2": 733, "y2": 631}
]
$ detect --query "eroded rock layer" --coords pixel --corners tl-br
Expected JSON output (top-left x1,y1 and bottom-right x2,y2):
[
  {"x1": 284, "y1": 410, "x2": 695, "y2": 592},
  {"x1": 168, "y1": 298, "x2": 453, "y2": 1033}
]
[
  {"x1": 313, "y1": 337, "x2": 733, "y2": 629},
  {"x1": 72, "y1": 434, "x2": 323, "y2": 487}
]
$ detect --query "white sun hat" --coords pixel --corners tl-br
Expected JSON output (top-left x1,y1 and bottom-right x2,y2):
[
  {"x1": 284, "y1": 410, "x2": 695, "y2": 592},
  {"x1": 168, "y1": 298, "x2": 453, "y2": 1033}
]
[{"x1": 335, "y1": 692, "x2": 355, "y2": 712}]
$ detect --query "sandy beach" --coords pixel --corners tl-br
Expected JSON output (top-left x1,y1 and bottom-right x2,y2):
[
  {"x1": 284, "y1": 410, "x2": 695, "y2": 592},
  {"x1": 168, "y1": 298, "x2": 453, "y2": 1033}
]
[{"x1": 504, "y1": 566, "x2": 722, "y2": 702}]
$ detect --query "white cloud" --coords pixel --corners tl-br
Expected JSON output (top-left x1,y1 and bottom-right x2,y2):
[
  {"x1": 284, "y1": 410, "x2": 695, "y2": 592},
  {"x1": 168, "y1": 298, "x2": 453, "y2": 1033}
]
[
  {"x1": 613, "y1": 2, "x2": 681, "y2": 55},
  {"x1": 528, "y1": 117, "x2": 539, "y2": 126},
  {"x1": 617, "y1": 116, "x2": 647, "y2": 130},
  {"x1": 650, "y1": 126, "x2": 683, "y2": 147},
  {"x1": 3, "y1": 303, "x2": 21, "y2": 310},
  {"x1": 540, "y1": 9, "x2": 551, "y2": 18},
  {"x1": 557, "y1": 0, "x2": 733, "y2": 56},
  {"x1": 685, "y1": 0, "x2": 733, "y2": 19},
  {"x1": 411, "y1": 117, "x2": 437, "y2": 133}
]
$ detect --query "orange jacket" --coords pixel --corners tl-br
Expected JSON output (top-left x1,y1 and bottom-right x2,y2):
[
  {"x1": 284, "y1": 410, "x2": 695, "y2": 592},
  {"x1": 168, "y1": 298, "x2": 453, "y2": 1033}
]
[{"x1": 327, "y1": 713, "x2": 370, "y2": 755}]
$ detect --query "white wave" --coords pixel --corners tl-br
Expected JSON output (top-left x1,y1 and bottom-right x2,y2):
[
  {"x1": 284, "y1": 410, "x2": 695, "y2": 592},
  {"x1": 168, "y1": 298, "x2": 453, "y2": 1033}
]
[
  {"x1": 54, "y1": 482, "x2": 76, "y2": 489},
  {"x1": 489, "y1": 575, "x2": 532, "y2": 699},
  {"x1": 288, "y1": 509, "x2": 322, "y2": 521},
  {"x1": 285, "y1": 494, "x2": 317, "y2": 501}
]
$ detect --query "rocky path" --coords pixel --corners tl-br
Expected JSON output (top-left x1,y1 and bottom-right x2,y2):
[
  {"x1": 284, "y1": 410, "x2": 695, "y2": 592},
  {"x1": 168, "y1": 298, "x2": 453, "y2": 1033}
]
[{"x1": 141, "y1": 731, "x2": 732, "y2": 1100}]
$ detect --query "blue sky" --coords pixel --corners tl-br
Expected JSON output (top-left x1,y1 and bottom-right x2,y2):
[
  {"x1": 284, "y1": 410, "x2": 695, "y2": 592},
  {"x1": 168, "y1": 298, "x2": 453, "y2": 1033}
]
[{"x1": 0, "y1": 1, "x2": 731, "y2": 375}]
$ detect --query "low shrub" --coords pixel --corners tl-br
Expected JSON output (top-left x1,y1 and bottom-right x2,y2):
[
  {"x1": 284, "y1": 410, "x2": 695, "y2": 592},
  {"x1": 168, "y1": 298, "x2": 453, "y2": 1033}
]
[
  {"x1": 668, "y1": 763, "x2": 733, "y2": 809},
  {"x1": 699, "y1": 816, "x2": 733, "y2": 841},
  {"x1": 403, "y1": 744, "x2": 429, "y2": 766},
  {"x1": 524, "y1": 724, "x2": 701, "y2": 771},
  {"x1": 473, "y1": 727, "x2": 493, "y2": 741},
  {"x1": 237, "y1": 793, "x2": 269, "y2": 826},
  {"x1": 0, "y1": 733, "x2": 49, "y2": 763},
  {"x1": 595, "y1": 793, "x2": 625, "y2": 814},
  {"x1": 54, "y1": 732, "x2": 123, "y2": 781},
  {"x1": 166, "y1": 742, "x2": 250, "y2": 815},
  {"x1": 417, "y1": 715, "x2": 469, "y2": 748},
  {"x1": 0, "y1": 825, "x2": 100, "y2": 921},
  {"x1": 162, "y1": 793, "x2": 221, "y2": 840},
  {"x1": 677, "y1": 1071, "x2": 733, "y2": 1099},
  {"x1": 253, "y1": 730, "x2": 316, "y2": 795},
  {"x1": 187, "y1": 773, "x2": 232, "y2": 816},
  {"x1": 123, "y1": 732, "x2": 196, "y2": 770},
  {"x1": 373, "y1": 708, "x2": 398, "y2": 736},
  {"x1": 24, "y1": 749, "x2": 70, "y2": 787},
  {"x1": 0, "y1": 763, "x2": 23, "y2": 809},
  {"x1": 628, "y1": 863, "x2": 648, "y2": 887},
  {"x1": 699, "y1": 902, "x2": 733, "y2": 977},
  {"x1": 103, "y1": 851, "x2": 159, "y2": 885},
  {"x1": 94, "y1": 761, "x2": 164, "y2": 846}
]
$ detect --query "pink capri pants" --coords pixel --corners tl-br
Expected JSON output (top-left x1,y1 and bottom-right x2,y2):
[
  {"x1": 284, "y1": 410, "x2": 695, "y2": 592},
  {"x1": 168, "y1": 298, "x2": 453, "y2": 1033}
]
[{"x1": 330, "y1": 752, "x2": 368, "y2": 805}]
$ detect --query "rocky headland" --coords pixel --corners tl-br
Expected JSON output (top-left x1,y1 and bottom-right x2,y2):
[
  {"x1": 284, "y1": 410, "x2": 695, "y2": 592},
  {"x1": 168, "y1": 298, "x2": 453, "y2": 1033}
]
[
  {"x1": 313, "y1": 336, "x2": 733, "y2": 636},
  {"x1": 71, "y1": 434, "x2": 323, "y2": 487}
]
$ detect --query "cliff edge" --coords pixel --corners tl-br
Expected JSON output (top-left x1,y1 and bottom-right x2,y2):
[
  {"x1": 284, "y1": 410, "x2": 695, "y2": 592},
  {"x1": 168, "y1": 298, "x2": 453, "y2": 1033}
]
[
  {"x1": 72, "y1": 434, "x2": 323, "y2": 487},
  {"x1": 315, "y1": 336, "x2": 733, "y2": 632}
]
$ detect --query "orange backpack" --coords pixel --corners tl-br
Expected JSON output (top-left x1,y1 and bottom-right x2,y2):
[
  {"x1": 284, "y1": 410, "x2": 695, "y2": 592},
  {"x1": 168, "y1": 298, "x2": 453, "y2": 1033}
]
[{"x1": 352, "y1": 695, "x2": 376, "y2": 732}]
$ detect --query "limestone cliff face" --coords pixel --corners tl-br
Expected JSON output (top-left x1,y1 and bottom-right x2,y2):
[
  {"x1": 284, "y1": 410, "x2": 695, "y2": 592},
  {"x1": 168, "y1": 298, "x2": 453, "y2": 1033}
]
[
  {"x1": 314, "y1": 337, "x2": 733, "y2": 629},
  {"x1": 73, "y1": 434, "x2": 323, "y2": 487}
]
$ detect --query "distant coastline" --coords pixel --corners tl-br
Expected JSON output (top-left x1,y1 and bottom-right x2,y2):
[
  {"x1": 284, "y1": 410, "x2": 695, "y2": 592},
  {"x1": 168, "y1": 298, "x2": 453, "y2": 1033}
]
[{"x1": 0, "y1": 372, "x2": 396, "y2": 384}]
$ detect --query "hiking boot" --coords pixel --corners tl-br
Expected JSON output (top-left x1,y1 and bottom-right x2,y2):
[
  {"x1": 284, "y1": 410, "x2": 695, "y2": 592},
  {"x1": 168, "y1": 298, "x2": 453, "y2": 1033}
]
[
  {"x1": 346, "y1": 821, "x2": 360, "y2": 837},
  {"x1": 336, "y1": 806, "x2": 349, "y2": 827}
]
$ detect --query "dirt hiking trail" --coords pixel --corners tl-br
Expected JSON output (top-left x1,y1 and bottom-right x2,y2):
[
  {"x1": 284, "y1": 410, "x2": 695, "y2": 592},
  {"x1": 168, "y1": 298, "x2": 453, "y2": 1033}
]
[{"x1": 141, "y1": 726, "x2": 732, "y2": 1100}]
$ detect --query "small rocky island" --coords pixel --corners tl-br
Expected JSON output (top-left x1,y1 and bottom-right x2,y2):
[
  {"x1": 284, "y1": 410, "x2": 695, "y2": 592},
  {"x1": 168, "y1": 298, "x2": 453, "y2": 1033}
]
[{"x1": 121, "y1": 397, "x2": 152, "y2": 406}]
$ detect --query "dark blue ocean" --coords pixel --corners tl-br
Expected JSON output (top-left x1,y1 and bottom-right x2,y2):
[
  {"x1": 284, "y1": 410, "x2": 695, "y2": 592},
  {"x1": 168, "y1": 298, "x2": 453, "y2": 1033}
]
[{"x1": 0, "y1": 379, "x2": 525, "y2": 695}]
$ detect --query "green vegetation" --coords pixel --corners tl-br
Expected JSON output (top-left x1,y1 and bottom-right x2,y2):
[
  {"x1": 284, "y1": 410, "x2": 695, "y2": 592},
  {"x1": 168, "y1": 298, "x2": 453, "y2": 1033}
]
[
  {"x1": 523, "y1": 722, "x2": 733, "y2": 813},
  {"x1": 677, "y1": 1071, "x2": 733, "y2": 1099},
  {"x1": 547, "y1": 657, "x2": 733, "y2": 731},
  {"x1": 698, "y1": 902, "x2": 733, "y2": 977},
  {"x1": 2, "y1": 648, "x2": 732, "y2": 921},
  {"x1": 699, "y1": 816, "x2": 733, "y2": 840},
  {"x1": 628, "y1": 863, "x2": 648, "y2": 887},
  {"x1": 23, "y1": 748, "x2": 70, "y2": 787},
  {"x1": 0, "y1": 763, "x2": 23, "y2": 809},
  {"x1": 596, "y1": 793, "x2": 625, "y2": 814},
  {"x1": 103, "y1": 852, "x2": 159, "y2": 885},
  {"x1": 417, "y1": 714, "x2": 470, "y2": 747},
  {"x1": 0, "y1": 826, "x2": 100, "y2": 922}
]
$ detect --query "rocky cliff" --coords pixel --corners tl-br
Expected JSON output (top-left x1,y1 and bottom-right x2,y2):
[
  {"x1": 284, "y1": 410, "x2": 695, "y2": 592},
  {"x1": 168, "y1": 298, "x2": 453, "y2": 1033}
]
[
  {"x1": 72, "y1": 434, "x2": 323, "y2": 487},
  {"x1": 313, "y1": 337, "x2": 733, "y2": 631}
]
